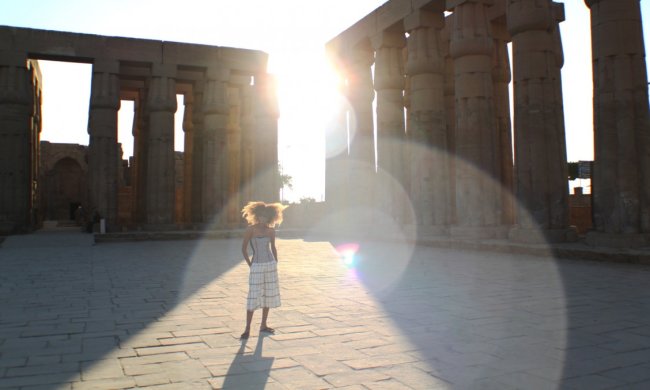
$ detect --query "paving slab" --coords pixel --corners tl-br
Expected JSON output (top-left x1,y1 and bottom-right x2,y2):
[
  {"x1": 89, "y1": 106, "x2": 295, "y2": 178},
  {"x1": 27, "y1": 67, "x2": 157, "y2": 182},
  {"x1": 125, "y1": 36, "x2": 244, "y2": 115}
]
[{"x1": 2, "y1": 229, "x2": 650, "y2": 389}]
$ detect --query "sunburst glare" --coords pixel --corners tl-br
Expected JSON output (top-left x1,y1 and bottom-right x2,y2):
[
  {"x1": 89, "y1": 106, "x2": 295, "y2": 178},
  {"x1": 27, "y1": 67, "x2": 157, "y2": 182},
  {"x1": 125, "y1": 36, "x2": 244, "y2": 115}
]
[{"x1": 268, "y1": 49, "x2": 345, "y2": 202}]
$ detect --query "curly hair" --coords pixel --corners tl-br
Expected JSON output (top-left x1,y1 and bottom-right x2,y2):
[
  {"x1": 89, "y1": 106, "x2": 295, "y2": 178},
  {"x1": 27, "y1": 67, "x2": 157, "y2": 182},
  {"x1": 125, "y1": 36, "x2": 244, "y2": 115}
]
[{"x1": 241, "y1": 201, "x2": 288, "y2": 227}]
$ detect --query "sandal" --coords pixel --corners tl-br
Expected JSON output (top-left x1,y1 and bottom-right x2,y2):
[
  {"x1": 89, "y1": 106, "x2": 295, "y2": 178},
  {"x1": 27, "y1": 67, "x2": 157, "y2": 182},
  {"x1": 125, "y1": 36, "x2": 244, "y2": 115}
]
[{"x1": 259, "y1": 327, "x2": 275, "y2": 334}]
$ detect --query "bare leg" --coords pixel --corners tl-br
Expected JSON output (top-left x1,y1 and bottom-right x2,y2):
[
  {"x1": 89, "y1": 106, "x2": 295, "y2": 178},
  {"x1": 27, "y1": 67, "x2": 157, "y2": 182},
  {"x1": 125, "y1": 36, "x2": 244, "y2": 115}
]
[
  {"x1": 260, "y1": 308, "x2": 274, "y2": 333},
  {"x1": 241, "y1": 310, "x2": 254, "y2": 338}
]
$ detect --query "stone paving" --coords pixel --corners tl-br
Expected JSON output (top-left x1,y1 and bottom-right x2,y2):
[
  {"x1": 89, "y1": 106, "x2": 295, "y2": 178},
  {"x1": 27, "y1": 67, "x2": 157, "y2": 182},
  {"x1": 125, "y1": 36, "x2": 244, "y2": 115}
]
[{"x1": 1, "y1": 228, "x2": 650, "y2": 389}]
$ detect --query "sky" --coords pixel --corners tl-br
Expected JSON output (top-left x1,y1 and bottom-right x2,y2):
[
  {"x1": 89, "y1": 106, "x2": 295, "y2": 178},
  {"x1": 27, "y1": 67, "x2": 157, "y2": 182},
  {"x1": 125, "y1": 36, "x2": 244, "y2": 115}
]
[{"x1": 1, "y1": 0, "x2": 649, "y2": 202}]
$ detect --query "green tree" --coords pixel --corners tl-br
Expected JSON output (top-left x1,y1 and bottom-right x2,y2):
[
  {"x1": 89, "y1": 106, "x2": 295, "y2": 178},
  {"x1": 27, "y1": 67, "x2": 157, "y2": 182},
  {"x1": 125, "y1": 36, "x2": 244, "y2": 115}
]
[{"x1": 279, "y1": 164, "x2": 292, "y2": 202}]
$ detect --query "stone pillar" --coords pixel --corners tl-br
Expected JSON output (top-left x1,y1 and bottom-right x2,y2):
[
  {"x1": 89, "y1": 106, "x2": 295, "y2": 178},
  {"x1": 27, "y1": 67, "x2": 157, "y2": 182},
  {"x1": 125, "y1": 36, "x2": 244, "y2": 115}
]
[
  {"x1": 585, "y1": 0, "x2": 650, "y2": 246},
  {"x1": 240, "y1": 84, "x2": 255, "y2": 208},
  {"x1": 373, "y1": 29, "x2": 407, "y2": 221},
  {"x1": 404, "y1": 8, "x2": 451, "y2": 234},
  {"x1": 190, "y1": 82, "x2": 205, "y2": 224},
  {"x1": 325, "y1": 75, "x2": 350, "y2": 213},
  {"x1": 507, "y1": 0, "x2": 575, "y2": 243},
  {"x1": 133, "y1": 91, "x2": 148, "y2": 225},
  {"x1": 201, "y1": 65, "x2": 230, "y2": 224},
  {"x1": 252, "y1": 73, "x2": 279, "y2": 202},
  {"x1": 0, "y1": 51, "x2": 32, "y2": 233},
  {"x1": 345, "y1": 44, "x2": 376, "y2": 212},
  {"x1": 226, "y1": 85, "x2": 242, "y2": 226},
  {"x1": 28, "y1": 61, "x2": 42, "y2": 229},
  {"x1": 182, "y1": 92, "x2": 194, "y2": 224},
  {"x1": 88, "y1": 59, "x2": 120, "y2": 230},
  {"x1": 442, "y1": 23, "x2": 457, "y2": 225},
  {"x1": 145, "y1": 63, "x2": 177, "y2": 226},
  {"x1": 492, "y1": 22, "x2": 515, "y2": 226},
  {"x1": 449, "y1": 0, "x2": 504, "y2": 238}
]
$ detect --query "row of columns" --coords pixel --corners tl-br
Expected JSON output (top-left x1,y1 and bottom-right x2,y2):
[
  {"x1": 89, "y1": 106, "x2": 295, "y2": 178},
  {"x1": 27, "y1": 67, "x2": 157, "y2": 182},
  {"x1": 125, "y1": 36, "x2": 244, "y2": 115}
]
[
  {"x1": 116, "y1": 66, "x2": 279, "y2": 230},
  {"x1": 0, "y1": 52, "x2": 278, "y2": 232},
  {"x1": 328, "y1": 0, "x2": 650, "y2": 245}
]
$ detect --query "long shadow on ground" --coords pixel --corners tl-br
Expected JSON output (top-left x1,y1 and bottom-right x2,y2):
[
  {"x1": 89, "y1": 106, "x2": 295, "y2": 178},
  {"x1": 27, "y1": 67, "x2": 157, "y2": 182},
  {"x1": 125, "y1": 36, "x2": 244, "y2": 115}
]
[
  {"x1": 324, "y1": 238, "x2": 650, "y2": 389},
  {"x1": 0, "y1": 230, "x2": 242, "y2": 389}
]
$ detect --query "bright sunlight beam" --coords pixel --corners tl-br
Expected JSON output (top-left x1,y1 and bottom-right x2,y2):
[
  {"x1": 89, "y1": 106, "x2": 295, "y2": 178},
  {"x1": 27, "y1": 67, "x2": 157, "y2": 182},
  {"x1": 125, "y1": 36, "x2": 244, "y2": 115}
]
[{"x1": 269, "y1": 49, "x2": 342, "y2": 202}]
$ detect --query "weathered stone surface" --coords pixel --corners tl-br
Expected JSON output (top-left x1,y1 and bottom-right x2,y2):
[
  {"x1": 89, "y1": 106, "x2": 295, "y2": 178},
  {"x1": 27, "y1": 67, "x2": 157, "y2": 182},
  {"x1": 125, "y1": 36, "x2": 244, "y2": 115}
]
[
  {"x1": 3, "y1": 232, "x2": 650, "y2": 389},
  {"x1": 88, "y1": 59, "x2": 120, "y2": 230},
  {"x1": 0, "y1": 54, "x2": 38, "y2": 234},
  {"x1": 586, "y1": 0, "x2": 650, "y2": 238},
  {"x1": 145, "y1": 65, "x2": 177, "y2": 226},
  {"x1": 492, "y1": 21, "x2": 515, "y2": 226},
  {"x1": 0, "y1": 25, "x2": 275, "y2": 231},
  {"x1": 326, "y1": 0, "x2": 650, "y2": 247},
  {"x1": 508, "y1": 0, "x2": 573, "y2": 242},
  {"x1": 342, "y1": 44, "x2": 376, "y2": 222},
  {"x1": 405, "y1": 10, "x2": 451, "y2": 229},
  {"x1": 449, "y1": 2, "x2": 504, "y2": 238},
  {"x1": 373, "y1": 29, "x2": 407, "y2": 223}
]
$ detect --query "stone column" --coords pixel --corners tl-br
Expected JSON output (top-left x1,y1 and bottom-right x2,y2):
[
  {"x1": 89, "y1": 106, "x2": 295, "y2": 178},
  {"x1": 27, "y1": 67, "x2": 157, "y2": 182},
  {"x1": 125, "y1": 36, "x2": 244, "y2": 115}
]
[
  {"x1": 492, "y1": 22, "x2": 515, "y2": 226},
  {"x1": 88, "y1": 59, "x2": 120, "y2": 230},
  {"x1": 190, "y1": 82, "x2": 205, "y2": 224},
  {"x1": 373, "y1": 29, "x2": 407, "y2": 221},
  {"x1": 442, "y1": 23, "x2": 457, "y2": 225},
  {"x1": 201, "y1": 65, "x2": 230, "y2": 224},
  {"x1": 240, "y1": 84, "x2": 255, "y2": 208},
  {"x1": 507, "y1": 0, "x2": 575, "y2": 243},
  {"x1": 252, "y1": 73, "x2": 279, "y2": 202},
  {"x1": 449, "y1": 0, "x2": 504, "y2": 238},
  {"x1": 325, "y1": 75, "x2": 350, "y2": 214},
  {"x1": 404, "y1": 8, "x2": 450, "y2": 234},
  {"x1": 182, "y1": 92, "x2": 194, "y2": 224},
  {"x1": 145, "y1": 63, "x2": 177, "y2": 226},
  {"x1": 28, "y1": 61, "x2": 42, "y2": 228},
  {"x1": 226, "y1": 85, "x2": 242, "y2": 226},
  {"x1": 132, "y1": 91, "x2": 148, "y2": 225},
  {"x1": 585, "y1": 0, "x2": 650, "y2": 246},
  {"x1": 0, "y1": 51, "x2": 32, "y2": 233},
  {"x1": 345, "y1": 44, "x2": 376, "y2": 213}
]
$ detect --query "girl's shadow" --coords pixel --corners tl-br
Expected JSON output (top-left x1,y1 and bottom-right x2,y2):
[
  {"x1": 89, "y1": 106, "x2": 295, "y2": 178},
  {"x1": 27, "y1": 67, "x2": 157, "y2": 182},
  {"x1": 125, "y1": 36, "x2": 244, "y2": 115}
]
[{"x1": 221, "y1": 333, "x2": 275, "y2": 389}]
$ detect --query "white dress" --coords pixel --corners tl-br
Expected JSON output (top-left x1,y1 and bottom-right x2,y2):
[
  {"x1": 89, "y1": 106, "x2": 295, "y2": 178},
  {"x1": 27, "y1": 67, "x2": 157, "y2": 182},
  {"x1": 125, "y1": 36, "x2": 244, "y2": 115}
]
[{"x1": 246, "y1": 236, "x2": 281, "y2": 311}]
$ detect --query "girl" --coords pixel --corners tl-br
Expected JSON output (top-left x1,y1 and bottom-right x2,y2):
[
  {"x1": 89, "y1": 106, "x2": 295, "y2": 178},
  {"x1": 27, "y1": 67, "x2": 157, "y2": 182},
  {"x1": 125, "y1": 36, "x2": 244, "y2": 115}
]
[{"x1": 240, "y1": 201, "x2": 287, "y2": 339}]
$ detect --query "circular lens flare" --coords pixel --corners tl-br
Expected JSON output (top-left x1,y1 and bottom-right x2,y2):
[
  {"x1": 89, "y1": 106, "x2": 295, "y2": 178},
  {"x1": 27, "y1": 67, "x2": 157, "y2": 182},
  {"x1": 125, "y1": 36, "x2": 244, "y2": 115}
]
[{"x1": 335, "y1": 242, "x2": 360, "y2": 268}]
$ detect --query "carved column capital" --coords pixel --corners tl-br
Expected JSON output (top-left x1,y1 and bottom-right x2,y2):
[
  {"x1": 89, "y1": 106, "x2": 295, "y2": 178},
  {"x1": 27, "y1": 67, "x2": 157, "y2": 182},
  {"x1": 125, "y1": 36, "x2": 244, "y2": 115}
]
[
  {"x1": 405, "y1": 10, "x2": 445, "y2": 76},
  {"x1": 0, "y1": 51, "x2": 30, "y2": 105},
  {"x1": 449, "y1": 1, "x2": 494, "y2": 59},
  {"x1": 147, "y1": 63, "x2": 177, "y2": 113},
  {"x1": 203, "y1": 65, "x2": 230, "y2": 116},
  {"x1": 90, "y1": 59, "x2": 120, "y2": 110},
  {"x1": 372, "y1": 30, "x2": 406, "y2": 91},
  {"x1": 506, "y1": 0, "x2": 553, "y2": 36}
]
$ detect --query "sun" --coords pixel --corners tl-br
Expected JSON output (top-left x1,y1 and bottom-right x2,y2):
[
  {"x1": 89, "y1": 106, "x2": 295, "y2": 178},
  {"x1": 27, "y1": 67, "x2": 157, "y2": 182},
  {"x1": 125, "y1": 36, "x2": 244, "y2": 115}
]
[
  {"x1": 268, "y1": 48, "x2": 345, "y2": 201},
  {"x1": 270, "y1": 48, "x2": 342, "y2": 129}
]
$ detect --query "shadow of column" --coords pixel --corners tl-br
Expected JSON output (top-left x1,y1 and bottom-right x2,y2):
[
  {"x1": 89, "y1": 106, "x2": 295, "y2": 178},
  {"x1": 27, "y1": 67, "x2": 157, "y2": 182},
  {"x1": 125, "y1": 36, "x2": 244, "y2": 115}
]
[{"x1": 0, "y1": 233, "x2": 243, "y2": 389}]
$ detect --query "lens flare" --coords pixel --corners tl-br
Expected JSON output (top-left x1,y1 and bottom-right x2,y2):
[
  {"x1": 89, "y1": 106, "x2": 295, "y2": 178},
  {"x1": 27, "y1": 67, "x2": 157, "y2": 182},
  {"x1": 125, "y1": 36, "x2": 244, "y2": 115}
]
[{"x1": 335, "y1": 243, "x2": 360, "y2": 268}]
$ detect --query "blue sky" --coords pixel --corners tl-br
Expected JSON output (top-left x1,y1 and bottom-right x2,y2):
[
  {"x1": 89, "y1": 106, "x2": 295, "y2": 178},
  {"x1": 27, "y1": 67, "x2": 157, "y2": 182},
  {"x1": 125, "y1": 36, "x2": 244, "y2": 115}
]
[{"x1": 1, "y1": 0, "x2": 649, "y2": 201}]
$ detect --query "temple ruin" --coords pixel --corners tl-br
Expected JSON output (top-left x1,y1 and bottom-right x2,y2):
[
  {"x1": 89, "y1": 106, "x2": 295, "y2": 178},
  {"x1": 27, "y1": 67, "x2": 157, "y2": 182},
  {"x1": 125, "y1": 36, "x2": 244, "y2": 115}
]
[
  {"x1": 0, "y1": 26, "x2": 279, "y2": 233},
  {"x1": 2, "y1": 0, "x2": 648, "y2": 248},
  {"x1": 325, "y1": 0, "x2": 650, "y2": 247}
]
